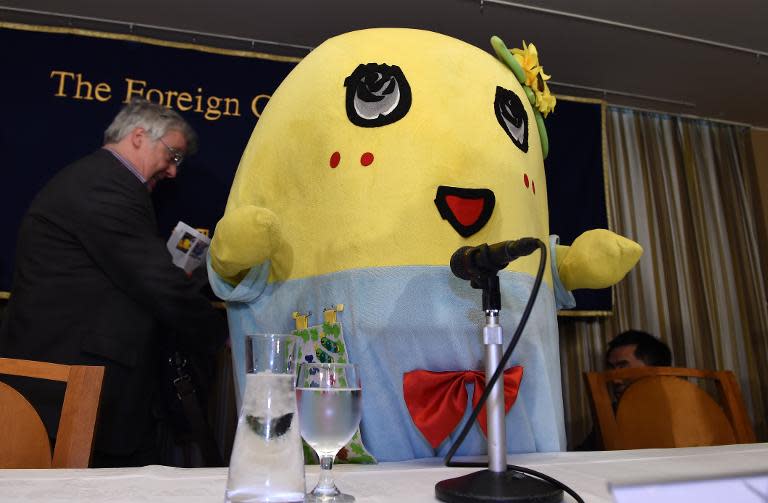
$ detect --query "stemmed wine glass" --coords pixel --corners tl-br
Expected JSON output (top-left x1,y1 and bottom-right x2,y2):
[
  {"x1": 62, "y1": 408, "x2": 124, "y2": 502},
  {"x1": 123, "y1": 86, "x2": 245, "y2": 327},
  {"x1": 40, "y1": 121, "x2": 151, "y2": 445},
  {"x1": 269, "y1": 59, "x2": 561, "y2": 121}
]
[{"x1": 296, "y1": 363, "x2": 362, "y2": 502}]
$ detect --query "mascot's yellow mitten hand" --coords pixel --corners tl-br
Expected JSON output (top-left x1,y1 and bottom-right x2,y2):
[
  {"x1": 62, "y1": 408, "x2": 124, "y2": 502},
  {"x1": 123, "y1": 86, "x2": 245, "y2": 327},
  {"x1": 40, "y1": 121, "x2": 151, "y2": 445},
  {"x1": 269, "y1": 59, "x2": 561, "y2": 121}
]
[
  {"x1": 209, "y1": 205, "x2": 282, "y2": 284},
  {"x1": 555, "y1": 229, "x2": 643, "y2": 290}
]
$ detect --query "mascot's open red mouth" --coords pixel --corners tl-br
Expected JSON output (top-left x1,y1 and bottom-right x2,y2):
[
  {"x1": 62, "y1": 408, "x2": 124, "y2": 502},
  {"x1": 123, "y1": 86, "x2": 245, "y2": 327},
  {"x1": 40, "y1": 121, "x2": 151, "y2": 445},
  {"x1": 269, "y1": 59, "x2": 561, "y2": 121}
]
[{"x1": 434, "y1": 186, "x2": 495, "y2": 238}]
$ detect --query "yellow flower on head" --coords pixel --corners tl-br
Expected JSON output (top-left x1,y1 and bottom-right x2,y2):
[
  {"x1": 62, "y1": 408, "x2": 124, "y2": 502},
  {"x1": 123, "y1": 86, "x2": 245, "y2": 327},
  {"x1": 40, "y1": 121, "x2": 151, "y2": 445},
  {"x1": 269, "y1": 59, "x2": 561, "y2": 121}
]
[
  {"x1": 510, "y1": 41, "x2": 556, "y2": 117},
  {"x1": 535, "y1": 87, "x2": 556, "y2": 117},
  {"x1": 510, "y1": 41, "x2": 541, "y2": 88}
]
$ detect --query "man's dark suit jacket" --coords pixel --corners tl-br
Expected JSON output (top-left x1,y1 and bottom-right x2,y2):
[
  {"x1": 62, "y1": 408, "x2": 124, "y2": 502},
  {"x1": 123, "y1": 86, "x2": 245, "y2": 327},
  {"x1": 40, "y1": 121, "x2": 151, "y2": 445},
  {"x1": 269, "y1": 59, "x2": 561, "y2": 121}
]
[{"x1": 0, "y1": 148, "x2": 224, "y2": 456}]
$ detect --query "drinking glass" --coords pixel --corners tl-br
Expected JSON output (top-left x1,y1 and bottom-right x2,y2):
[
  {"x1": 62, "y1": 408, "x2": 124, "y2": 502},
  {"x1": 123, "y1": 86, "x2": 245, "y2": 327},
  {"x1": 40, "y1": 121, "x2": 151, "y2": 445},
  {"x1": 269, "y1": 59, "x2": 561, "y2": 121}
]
[
  {"x1": 225, "y1": 334, "x2": 305, "y2": 503},
  {"x1": 296, "y1": 363, "x2": 362, "y2": 502}
]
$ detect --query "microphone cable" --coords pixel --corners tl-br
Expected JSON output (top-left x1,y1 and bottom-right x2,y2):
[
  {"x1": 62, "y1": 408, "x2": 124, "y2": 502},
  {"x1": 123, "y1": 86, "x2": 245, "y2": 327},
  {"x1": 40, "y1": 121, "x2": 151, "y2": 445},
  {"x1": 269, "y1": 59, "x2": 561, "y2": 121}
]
[{"x1": 443, "y1": 239, "x2": 585, "y2": 503}]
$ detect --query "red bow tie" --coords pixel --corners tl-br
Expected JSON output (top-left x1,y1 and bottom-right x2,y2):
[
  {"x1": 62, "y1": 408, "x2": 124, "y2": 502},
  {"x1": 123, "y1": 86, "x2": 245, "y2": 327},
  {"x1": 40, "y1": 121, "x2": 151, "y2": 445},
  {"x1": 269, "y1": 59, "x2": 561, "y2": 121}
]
[{"x1": 403, "y1": 367, "x2": 523, "y2": 449}]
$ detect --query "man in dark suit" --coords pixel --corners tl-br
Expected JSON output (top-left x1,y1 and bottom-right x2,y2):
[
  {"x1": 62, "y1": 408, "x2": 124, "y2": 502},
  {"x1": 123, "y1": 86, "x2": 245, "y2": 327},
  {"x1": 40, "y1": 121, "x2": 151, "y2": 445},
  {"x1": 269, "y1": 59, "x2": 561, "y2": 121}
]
[{"x1": 0, "y1": 100, "x2": 225, "y2": 467}]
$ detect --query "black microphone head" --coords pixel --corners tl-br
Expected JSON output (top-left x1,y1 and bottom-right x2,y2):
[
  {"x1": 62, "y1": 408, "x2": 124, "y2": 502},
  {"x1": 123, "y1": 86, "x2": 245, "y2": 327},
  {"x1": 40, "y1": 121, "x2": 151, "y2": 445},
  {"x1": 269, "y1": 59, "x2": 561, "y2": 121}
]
[
  {"x1": 506, "y1": 237, "x2": 541, "y2": 260},
  {"x1": 450, "y1": 246, "x2": 474, "y2": 280}
]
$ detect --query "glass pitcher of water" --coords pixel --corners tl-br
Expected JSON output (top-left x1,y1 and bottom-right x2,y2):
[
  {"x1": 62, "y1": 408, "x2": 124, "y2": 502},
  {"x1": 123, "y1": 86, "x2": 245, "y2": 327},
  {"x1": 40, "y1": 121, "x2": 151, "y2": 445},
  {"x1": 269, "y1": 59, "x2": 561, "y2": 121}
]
[{"x1": 225, "y1": 334, "x2": 305, "y2": 503}]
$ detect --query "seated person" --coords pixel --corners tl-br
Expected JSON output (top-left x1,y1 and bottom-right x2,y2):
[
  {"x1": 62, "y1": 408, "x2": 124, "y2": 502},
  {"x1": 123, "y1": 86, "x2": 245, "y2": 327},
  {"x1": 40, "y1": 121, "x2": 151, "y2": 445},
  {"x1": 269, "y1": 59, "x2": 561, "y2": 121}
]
[
  {"x1": 606, "y1": 329, "x2": 672, "y2": 399},
  {"x1": 575, "y1": 330, "x2": 671, "y2": 450}
]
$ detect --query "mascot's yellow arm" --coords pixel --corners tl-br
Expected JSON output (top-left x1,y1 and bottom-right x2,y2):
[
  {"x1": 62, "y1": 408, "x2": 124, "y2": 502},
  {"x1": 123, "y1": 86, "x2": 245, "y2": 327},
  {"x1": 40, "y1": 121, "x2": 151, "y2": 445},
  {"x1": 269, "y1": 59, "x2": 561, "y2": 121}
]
[
  {"x1": 209, "y1": 205, "x2": 282, "y2": 284},
  {"x1": 555, "y1": 229, "x2": 643, "y2": 290}
]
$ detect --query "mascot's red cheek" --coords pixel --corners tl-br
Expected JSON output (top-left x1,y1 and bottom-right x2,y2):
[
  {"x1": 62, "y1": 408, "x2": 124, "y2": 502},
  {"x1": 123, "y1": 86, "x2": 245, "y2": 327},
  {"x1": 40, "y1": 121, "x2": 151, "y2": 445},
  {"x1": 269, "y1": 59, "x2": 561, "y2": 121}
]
[
  {"x1": 330, "y1": 151, "x2": 341, "y2": 168},
  {"x1": 360, "y1": 152, "x2": 374, "y2": 166}
]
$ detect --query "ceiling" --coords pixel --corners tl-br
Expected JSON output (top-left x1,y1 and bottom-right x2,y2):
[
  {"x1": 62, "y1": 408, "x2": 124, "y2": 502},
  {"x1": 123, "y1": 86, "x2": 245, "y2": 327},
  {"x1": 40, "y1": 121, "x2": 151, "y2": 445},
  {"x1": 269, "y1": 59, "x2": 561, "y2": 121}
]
[{"x1": 2, "y1": 0, "x2": 767, "y2": 128}]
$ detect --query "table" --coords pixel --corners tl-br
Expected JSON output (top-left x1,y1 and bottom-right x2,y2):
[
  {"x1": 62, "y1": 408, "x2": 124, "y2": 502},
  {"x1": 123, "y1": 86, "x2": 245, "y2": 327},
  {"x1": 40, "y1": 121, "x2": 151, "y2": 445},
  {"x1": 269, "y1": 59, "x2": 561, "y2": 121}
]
[{"x1": 1, "y1": 443, "x2": 766, "y2": 502}]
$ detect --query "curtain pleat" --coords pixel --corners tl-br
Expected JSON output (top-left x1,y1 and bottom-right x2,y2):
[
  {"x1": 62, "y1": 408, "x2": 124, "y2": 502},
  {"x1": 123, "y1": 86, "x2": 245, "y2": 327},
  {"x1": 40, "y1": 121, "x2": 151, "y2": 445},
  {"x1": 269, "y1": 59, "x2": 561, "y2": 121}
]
[{"x1": 559, "y1": 107, "x2": 768, "y2": 449}]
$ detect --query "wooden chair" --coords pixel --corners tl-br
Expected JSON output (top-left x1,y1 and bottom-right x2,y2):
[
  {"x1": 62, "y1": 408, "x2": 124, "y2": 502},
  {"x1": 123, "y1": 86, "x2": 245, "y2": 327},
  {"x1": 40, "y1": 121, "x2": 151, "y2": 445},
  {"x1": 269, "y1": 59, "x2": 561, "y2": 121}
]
[
  {"x1": 0, "y1": 357, "x2": 104, "y2": 468},
  {"x1": 584, "y1": 366, "x2": 756, "y2": 450}
]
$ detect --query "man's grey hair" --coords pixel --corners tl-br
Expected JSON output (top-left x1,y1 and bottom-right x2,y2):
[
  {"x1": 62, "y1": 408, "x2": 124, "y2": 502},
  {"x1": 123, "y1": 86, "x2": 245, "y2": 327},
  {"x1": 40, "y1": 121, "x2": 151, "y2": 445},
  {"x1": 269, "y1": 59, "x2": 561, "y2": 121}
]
[{"x1": 104, "y1": 99, "x2": 198, "y2": 155}]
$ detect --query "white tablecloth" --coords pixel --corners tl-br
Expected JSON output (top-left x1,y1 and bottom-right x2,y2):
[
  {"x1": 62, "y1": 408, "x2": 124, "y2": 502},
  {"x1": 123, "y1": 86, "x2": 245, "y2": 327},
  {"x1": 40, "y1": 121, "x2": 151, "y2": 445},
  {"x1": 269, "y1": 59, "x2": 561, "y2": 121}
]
[{"x1": 1, "y1": 443, "x2": 766, "y2": 502}]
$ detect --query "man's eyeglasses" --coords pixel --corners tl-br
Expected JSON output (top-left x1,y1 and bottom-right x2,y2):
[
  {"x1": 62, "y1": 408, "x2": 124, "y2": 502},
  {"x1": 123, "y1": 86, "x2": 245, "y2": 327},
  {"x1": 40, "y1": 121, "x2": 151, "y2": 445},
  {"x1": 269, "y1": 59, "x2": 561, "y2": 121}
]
[{"x1": 159, "y1": 138, "x2": 184, "y2": 167}]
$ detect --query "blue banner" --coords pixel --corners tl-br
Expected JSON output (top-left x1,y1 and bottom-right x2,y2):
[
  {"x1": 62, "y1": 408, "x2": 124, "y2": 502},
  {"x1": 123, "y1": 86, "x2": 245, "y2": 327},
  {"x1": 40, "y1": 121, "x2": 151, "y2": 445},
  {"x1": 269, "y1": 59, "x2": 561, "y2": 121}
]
[{"x1": 0, "y1": 22, "x2": 298, "y2": 291}]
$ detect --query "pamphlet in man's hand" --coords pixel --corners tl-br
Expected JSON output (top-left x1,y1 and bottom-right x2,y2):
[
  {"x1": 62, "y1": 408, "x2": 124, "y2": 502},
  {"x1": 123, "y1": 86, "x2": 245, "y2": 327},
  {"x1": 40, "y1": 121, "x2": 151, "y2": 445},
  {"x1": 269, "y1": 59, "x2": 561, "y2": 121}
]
[{"x1": 167, "y1": 221, "x2": 211, "y2": 274}]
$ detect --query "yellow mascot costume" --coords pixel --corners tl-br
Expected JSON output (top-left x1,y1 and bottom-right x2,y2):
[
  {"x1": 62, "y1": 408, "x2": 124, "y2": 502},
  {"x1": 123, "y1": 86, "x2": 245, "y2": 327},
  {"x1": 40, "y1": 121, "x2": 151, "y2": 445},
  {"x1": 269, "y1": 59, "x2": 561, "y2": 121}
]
[{"x1": 208, "y1": 28, "x2": 642, "y2": 461}]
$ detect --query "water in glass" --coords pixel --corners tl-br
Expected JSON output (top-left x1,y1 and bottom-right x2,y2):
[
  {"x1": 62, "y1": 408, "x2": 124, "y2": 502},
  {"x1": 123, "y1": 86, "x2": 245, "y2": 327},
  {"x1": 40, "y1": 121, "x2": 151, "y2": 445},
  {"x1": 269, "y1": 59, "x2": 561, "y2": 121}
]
[
  {"x1": 296, "y1": 363, "x2": 362, "y2": 503},
  {"x1": 296, "y1": 388, "x2": 362, "y2": 456}
]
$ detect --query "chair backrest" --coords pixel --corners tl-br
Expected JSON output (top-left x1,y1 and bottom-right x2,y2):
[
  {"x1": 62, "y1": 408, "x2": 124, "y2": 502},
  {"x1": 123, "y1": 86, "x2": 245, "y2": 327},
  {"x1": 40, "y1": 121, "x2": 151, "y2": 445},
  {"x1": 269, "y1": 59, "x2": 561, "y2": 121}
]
[
  {"x1": 0, "y1": 357, "x2": 104, "y2": 468},
  {"x1": 584, "y1": 366, "x2": 756, "y2": 450}
]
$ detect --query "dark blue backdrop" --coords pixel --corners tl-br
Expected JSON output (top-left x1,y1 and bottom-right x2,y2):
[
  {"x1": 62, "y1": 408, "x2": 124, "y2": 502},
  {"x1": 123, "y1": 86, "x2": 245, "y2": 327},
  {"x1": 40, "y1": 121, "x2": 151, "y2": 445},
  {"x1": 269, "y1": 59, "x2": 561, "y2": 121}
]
[
  {"x1": 0, "y1": 24, "x2": 297, "y2": 291},
  {"x1": 0, "y1": 24, "x2": 609, "y2": 313},
  {"x1": 544, "y1": 99, "x2": 611, "y2": 313}
]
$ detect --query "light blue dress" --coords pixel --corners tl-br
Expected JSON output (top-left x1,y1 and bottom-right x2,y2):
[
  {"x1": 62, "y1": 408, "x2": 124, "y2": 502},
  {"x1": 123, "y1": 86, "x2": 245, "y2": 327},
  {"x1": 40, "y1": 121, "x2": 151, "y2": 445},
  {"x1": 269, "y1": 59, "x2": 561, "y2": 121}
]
[{"x1": 208, "y1": 237, "x2": 572, "y2": 462}]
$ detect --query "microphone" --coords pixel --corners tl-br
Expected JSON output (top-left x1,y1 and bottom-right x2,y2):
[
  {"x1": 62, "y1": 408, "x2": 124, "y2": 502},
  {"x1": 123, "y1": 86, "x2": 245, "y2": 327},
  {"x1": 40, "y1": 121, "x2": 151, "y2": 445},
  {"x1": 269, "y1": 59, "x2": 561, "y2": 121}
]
[{"x1": 450, "y1": 238, "x2": 541, "y2": 280}]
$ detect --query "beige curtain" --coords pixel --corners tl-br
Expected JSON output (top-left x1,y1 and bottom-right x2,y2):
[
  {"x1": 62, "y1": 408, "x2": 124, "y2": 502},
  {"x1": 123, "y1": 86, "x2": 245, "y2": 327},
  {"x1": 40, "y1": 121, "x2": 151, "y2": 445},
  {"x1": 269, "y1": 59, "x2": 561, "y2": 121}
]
[{"x1": 559, "y1": 107, "x2": 768, "y2": 449}]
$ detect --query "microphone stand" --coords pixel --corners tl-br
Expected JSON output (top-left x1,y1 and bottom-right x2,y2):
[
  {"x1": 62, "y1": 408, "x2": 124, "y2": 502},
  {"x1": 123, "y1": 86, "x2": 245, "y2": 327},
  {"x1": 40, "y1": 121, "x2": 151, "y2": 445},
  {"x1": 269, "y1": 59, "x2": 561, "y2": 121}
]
[
  {"x1": 435, "y1": 272, "x2": 563, "y2": 503},
  {"x1": 479, "y1": 274, "x2": 507, "y2": 473}
]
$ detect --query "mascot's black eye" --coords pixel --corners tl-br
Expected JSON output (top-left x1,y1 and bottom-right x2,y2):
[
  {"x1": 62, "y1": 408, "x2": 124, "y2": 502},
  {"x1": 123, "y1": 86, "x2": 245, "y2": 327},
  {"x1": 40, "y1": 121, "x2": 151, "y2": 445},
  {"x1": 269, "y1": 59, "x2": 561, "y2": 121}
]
[
  {"x1": 344, "y1": 63, "x2": 412, "y2": 127},
  {"x1": 494, "y1": 86, "x2": 528, "y2": 152}
]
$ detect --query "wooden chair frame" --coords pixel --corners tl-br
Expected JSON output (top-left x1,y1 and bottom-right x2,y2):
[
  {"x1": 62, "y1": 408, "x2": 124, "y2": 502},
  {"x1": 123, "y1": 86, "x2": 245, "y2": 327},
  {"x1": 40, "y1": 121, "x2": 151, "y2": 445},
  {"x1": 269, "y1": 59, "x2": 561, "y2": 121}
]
[
  {"x1": 0, "y1": 357, "x2": 104, "y2": 468},
  {"x1": 584, "y1": 366, "x2": 755, "y2": 450}
]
